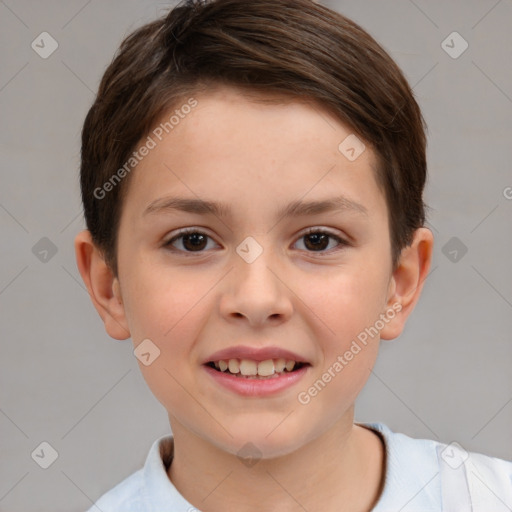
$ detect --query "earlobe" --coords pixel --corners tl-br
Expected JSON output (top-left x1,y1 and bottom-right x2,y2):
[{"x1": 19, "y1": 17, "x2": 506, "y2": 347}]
[
  {"x1": 380, "y1": 227, "x2": 434, "y2": 340},
  {"x1": 74, "y1": 230, "x2": 131, "y2": 340}
]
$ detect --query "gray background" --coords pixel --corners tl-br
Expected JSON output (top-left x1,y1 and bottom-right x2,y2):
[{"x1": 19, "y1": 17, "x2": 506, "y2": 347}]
[{"x1": 1, "y1": 0, "x2": 511, "y2": 510}]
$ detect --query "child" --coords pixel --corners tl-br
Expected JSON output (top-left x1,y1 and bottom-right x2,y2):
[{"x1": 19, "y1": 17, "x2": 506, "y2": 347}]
[{"x1": 74, "y1": 0, "x2": 512, "y2": 510}]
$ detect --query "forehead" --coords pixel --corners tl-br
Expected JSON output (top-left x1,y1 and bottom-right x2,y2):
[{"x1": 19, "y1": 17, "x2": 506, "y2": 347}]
[{"x1": 122, "y1": 85, "x2": 386, "y2": 221}]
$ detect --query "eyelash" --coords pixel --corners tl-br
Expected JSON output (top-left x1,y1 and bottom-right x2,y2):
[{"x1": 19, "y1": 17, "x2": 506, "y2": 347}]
[{"x1": 163, "y1": 227, "x2": 349, "y2": 256}]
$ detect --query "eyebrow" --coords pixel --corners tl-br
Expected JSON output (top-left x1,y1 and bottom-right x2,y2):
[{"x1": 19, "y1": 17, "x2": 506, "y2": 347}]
[{"x1": 143, "y1": 195, "x2": 368, "y2": 219}]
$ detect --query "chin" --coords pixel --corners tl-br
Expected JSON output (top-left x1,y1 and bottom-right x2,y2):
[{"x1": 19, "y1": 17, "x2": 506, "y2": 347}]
[{"x1": 204, "y1": 416, "x2": 314, "y2": 460}]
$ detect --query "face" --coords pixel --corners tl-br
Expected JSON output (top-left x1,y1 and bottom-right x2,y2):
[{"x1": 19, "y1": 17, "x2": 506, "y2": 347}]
[{"x1": 113, "y1": 85, "x2": 396, "y2": 458}]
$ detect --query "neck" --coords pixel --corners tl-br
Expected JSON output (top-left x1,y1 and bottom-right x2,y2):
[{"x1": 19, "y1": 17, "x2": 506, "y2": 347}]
[{"x1": 167, "y1": 411, "x2": 385, "y2": 512}]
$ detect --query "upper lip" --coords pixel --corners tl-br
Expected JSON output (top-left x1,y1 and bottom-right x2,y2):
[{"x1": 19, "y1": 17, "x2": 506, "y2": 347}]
[{"x1": 203, "y1": 345, "x2": 310, "y2": 364}]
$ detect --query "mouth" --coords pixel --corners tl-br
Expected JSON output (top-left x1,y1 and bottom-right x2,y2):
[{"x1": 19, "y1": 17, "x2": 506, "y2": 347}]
[
  {"x1": 202, "y1": 345, "x2": 311, "y2": 396},
  {"x1": 205, "y1": 358, "x2": 309, "y2": 379}
]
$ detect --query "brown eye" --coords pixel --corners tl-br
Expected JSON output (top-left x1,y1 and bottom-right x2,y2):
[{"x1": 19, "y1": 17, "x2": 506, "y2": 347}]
[
  {"x1": 303, "y1": 232, "x2": 330, "y2": 251},
  {"x1": 165, "y1": 230, "x2": 216, "y2": 253},
  {"x1": 295, "y1": 229, "x2": 347, "y2": 254},
  {"x1": 181, "y1": 232, "x2": 208, "y2": 251}
]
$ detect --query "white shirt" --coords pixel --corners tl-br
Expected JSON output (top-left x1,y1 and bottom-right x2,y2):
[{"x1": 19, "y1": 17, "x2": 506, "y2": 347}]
[{"x1": 86, "y1": 422, "x2": 512, "y2": 511}]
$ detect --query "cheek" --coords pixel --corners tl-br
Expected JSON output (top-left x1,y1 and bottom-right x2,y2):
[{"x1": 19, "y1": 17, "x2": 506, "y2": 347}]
[
  {"x1": 121, "y1": 256, "x2": 203, "y2": 340},
  {"x1": 290, "y1": 255, "x2": 388, "y2": 409},
  {"x1": 121, "y1": 260, "x2": 213, "y2": 401},
  {"x1": 294, "y1": 257, "x2": 389, "y2": 350},
  {"x1": 294, "y1": 269, "x2": 384, "y2": 419}
]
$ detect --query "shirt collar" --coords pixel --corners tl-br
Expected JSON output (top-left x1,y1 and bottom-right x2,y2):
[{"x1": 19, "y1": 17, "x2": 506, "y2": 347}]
[{"x1": 141, "y1": 434, "x2": 195, "y2": 511}]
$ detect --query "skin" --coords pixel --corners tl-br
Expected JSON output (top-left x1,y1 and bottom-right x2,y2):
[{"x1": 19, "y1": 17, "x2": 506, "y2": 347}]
[{"x1": 75, "y1": 84, "x2": 433, "y2": 512}]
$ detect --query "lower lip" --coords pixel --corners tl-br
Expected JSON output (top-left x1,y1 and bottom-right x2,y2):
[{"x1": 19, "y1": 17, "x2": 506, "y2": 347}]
[{"x1": 203, "y1": 364, "x2": 310, "y2": 397}]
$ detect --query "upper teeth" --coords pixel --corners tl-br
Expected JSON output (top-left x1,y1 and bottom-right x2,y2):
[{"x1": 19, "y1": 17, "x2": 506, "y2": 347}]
[{"x1": 214, "y1": 358, "x2": 297, "y2": 376}]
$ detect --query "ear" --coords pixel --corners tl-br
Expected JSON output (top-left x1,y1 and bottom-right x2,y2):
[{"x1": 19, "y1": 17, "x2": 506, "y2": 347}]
[
  {"x1": 380, "y1": 227, "x2": 434, "y2": 340},
  {"x1": 74, "y1": 229, "x2": 130, "y2": 340}
]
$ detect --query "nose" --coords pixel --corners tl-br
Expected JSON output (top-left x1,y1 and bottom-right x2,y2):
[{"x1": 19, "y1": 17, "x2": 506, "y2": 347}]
[{"x1": 218, "y1": 241, "x2": 294, "y2": 328}]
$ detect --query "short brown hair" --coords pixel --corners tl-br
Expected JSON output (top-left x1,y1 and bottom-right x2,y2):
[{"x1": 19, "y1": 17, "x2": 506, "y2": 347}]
[{"x1": 80, "y1": 0, "x2": 428, "y2": 276}]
